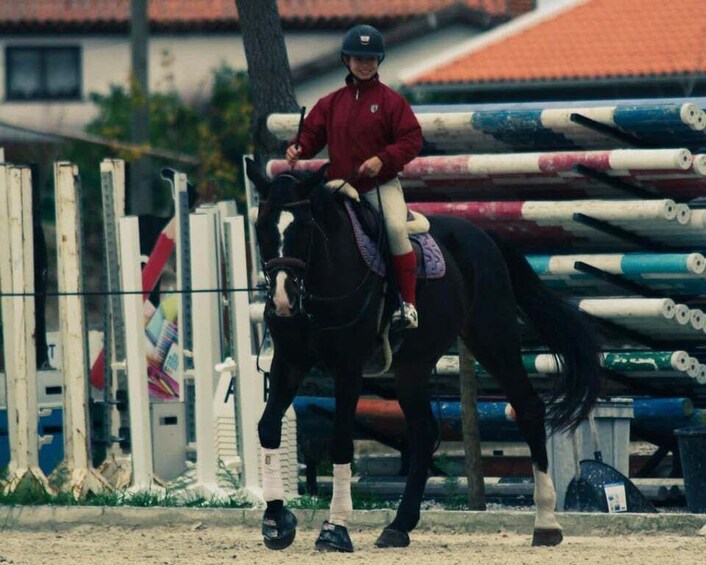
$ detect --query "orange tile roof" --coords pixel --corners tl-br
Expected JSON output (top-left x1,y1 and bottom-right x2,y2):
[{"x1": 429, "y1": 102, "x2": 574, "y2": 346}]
[
  {"x1": 409, "y1": 0, "x2": 706, "y2": 85},
  {"x1": 0, "y1": 1, "x2": 525, "y2": 28}
]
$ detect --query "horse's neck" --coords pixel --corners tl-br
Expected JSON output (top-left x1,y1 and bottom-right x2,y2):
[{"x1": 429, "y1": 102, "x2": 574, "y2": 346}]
[{"x1": 308, "y1": 205, "x2": 367, "y2": 293}]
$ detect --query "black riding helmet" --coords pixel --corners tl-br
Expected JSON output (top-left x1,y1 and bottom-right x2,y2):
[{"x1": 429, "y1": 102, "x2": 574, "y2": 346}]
[{"x1": 340, "y1": 24, "x2": 385, "y2": 63}]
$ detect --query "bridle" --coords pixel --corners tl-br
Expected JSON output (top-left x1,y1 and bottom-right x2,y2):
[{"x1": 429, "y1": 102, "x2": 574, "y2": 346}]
[
  {"x1": 259, "y1": 193, "x2": 311, "y2": 318},
  {"x1": 257, "y1": 177, "x2": 385, "y2": 331}
]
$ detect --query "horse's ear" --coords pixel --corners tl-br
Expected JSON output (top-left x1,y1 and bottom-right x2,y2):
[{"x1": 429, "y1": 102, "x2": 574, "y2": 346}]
[
  {"x1": 314, "y1": 163, "x2": 329, "y2": 184},
  {"x1": 245, "y1": 157, "x2": 270, "y2": 200},
  {"x1": 300, "y1": 163, "x2": 329, "y2": 195}
]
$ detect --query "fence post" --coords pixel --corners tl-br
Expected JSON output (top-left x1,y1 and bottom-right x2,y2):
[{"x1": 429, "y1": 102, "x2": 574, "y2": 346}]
[
  {"x1": 119, "y1": 216, "x2": 155, "y2": 490},
  {"x1": 0, "y1": 165, "x2": 51, "y2": 495},
  {"x1": 53, "y1": 161, "x2": 112, "y2": 497},
  {"x1": 190, "y1": 210, "x2": 222, "y2": 492},
  {"x1": 459, "y1": 338, "x2": 486, "y2": 510},
  {"x1": 96, "y1": 158, "x2": 133, "y2": 488}
]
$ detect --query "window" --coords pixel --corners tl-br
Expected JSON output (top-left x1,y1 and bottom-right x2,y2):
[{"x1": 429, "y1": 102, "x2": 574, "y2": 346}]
[{"x1": 5, "y1": 46, "x2": 81, "y2": 101}]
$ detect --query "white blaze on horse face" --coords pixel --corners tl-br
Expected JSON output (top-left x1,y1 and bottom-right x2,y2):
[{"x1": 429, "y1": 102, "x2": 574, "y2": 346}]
[
  {"x1": 273, "y1": 271, "x2": 293, "y2": 316},
  {"x1": 277, "y1": 210, "x2": 295, "y2": 257},
  {"x1": 271, "y1": 210, "x2": 295, "y2": 316}
]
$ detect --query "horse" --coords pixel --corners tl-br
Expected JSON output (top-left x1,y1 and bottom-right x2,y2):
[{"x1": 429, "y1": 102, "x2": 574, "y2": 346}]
[{"x1": 245, "y1": 158, "x2": 602, "y2": 552}]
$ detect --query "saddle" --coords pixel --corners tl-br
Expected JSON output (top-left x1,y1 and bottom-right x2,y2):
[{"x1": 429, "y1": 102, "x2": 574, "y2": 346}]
[
  {"x1": 330, "y1": 183, "x2": 447, "y2": 377},
  {"x1": 343, "y1": 199, "x2": 446, "y2": 280}
]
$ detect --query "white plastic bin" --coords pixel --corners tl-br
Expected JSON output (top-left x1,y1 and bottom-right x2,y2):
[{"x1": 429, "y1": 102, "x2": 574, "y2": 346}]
[{"x1": 547, "y1": 399, "x2": 634, "y2": 511}]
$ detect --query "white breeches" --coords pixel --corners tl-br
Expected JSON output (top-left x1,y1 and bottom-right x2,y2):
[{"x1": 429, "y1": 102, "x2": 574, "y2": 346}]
[{"x1": 362, "y1": 177, "x2": 413, "y2": 256}]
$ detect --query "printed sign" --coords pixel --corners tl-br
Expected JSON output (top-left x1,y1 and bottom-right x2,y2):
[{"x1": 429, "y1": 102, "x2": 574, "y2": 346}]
[{"x1": 604, "y1": 482, "x2": 628, "y2": 512}]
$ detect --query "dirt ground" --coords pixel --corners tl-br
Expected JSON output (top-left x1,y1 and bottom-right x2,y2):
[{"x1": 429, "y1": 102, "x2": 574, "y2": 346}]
[{"x1": 0, "y1": 524, "x2": 703, "y2": 565}]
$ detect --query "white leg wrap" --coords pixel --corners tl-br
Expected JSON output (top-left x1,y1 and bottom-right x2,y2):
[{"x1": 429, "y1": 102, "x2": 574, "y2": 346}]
[
  {"x1": 329, "y1": 463, "x2": 353, "y2": 527},
  {"x1": 533, "y1": 465, "x2": 562, "y2": 531},
  {"x1": 262, "y1": 448, "x2": 285, "y2": 502}
]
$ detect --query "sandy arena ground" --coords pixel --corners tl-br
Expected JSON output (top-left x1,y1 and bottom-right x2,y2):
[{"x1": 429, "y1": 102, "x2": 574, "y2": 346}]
[{"x1": 0, "y1": 523, "x2": 704, "y2": 565}]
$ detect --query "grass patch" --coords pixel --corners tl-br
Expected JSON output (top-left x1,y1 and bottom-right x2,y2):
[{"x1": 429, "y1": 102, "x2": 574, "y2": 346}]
[
  {"x1": 0, "y1": 486, "x2": 254, "y2": 509},
  {"x1": 287, "y1": 495, "x2": 331, "y2": 510},
  {"x1": 0, "y1": 460, "x2": 254, "y2": 509}
]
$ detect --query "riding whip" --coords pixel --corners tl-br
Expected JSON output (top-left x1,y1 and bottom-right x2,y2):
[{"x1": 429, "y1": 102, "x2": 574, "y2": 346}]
[{"x1": 295, "y1": 106, "x2": 306, "y2": 149}]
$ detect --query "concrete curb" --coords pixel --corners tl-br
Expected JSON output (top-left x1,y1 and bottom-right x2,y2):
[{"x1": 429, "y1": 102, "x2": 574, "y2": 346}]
[{"x1": 1, "y1": 506, "x2": 705, "y2": 535}]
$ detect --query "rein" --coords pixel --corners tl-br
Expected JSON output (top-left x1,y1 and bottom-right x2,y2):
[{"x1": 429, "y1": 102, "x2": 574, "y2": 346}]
[
  {"x1": 260, "y1": 177, "x2": 386, "y2": 332},
  {"x1": 299, "y1": 183, "x2": 387, "y2": 332}
]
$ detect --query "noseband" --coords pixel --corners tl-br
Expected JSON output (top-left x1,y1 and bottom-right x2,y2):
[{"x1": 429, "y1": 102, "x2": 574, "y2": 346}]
[
  {"x1": 259, "y1": 180, "x2": 312, "y2": 316},
  {"x1": 258, "y1": 178, "x2": 380, "y2": 329}
]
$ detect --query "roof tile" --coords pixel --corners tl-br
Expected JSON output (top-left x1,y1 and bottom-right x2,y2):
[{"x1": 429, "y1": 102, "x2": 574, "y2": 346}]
[
  {"x1": 409, "y1": 0, "x2": 706, "y2": 84},
  {"x1": 0, "y1": 1, "x2": 518, "y2": 27}
]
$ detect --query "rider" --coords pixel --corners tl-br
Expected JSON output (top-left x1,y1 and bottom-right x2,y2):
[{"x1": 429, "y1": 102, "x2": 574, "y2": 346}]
[{"x1": 286, "y1": 24, "x2": 423, "y2": 329}]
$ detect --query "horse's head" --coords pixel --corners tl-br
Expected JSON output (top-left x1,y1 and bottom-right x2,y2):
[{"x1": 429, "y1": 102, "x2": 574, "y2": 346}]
[{"x1": 245, "y1": 157, "x2": 328, "y2": 318}]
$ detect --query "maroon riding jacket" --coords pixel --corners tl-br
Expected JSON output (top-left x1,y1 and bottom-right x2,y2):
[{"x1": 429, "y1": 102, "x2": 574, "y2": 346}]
[{"x1": 293, "y1": 74, "x2": 422, "y2": 193}]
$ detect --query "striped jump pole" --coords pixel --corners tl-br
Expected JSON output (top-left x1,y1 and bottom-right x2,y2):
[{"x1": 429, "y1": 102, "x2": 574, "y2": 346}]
[
  {"x1": 577, "y1": 297, "x2": 706, "y2": 340},
  {"x1": 405, "y1": 199, "x2": 706, "y2": 251},
  {"x1": 267, "y1": 102, "x2": 706, "y2": 154},
  {"x1": 434, "y1": 350, "x2": 702, "y2": 383},
  {"x1": 526, "y1": 252, "x2": 706, "y2": 296},
  {"x1": 0, "y1": 164, "x2": 51, "y2": 495},
  {"x1": 265, "y1": 149, "x2": 693, "y2": 179},
  {"x1": 266, "y1": 150, "x2": 706, "y2": 200}
]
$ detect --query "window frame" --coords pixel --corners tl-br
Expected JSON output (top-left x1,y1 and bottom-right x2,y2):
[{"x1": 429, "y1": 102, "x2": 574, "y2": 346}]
[{"x1": 5, "y1": 45, "x2": 82, "y2": 102}]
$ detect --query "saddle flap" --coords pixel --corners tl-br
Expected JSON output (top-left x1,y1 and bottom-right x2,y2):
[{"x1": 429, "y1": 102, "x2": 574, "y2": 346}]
[{"x1": 343, "y1": 200, "x2": 445, "y2": 279}]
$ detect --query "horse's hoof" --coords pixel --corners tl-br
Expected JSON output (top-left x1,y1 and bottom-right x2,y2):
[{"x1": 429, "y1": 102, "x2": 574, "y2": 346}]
[
  {"x1": 532, "y1": 528, "x2": 563, "y2": 547},
  {"x1": 314, "y1": 521, "x2": 354, "y2": 552},
  {"x1": 375, "y1": 527, "x2": 410, "y2": 548},
  {"x1": 262, "y1": 508, "x2": 297, "y2": 550}
]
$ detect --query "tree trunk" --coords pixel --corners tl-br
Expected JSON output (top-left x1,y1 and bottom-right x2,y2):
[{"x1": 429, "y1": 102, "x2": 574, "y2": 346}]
[
  {"x1": 459, "y1": 338, "x2": 487, "y2": 510},
  {"x1": 234, "y1": 0, "x2": 299, "y2": 160}
]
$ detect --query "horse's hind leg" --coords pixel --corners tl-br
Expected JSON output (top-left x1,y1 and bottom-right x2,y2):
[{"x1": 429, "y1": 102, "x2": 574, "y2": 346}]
[
  {"x1": 462, "y1": 303, "x2": 563, "y2": 546},
  {"x1": 376, "y1": 361, "x2": 438, "y2": 548},
  {"x1": 258, "y1": 354, "x2": 309, "y2": 550}
]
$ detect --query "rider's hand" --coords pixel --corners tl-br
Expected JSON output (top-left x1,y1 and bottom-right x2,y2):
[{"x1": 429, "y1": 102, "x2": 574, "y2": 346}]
[
  {"x1": 358, "y1": 156, "x2": 383, "y2": 177},
  {"x1": 286, "y1": 145, "x2": 302, "y2": 166}
]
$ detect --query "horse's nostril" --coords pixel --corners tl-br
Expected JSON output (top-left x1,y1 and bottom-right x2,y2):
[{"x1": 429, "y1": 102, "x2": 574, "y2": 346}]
[{"x1": 274, "y1": 303, "x2": 294, "y2": 317}]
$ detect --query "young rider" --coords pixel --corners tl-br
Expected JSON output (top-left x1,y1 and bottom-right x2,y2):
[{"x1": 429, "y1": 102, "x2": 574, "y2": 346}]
[{"x1": 286, "y1": 24, "x2": 423, "y2": 329}]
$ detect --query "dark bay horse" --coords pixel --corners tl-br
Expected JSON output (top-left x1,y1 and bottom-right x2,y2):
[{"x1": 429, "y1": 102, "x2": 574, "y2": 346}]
[{"x1": 245, "y1": 158, "x2": 602, "y2": 551}]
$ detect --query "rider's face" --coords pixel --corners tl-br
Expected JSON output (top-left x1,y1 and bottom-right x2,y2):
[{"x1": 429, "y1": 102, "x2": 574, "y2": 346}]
[{"x1": 345, "y1": 56, "x2": 379, "y2": 80}]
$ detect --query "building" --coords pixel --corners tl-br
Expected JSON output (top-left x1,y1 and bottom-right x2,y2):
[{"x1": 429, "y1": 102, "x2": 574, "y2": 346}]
[
  {"x1": 402, "y1": 0, "x2": 706, "y2": 104},
  {"x1": 0, "y1": 1, "x2": 533, "y2": 142}
]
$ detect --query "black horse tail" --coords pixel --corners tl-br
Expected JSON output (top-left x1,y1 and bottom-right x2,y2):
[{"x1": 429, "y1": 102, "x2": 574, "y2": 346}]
[{"x1": 493, "y1": 236, "x2": 603, "y2": 432}]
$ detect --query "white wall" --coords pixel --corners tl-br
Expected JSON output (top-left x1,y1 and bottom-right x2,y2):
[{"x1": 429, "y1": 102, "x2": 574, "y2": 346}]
[
  {"x1": 0, "y1": 31, "x2": 339, "y2": 139},
  {"x1": 0, "y1": 25, "x2": 478, "y2": 140}
]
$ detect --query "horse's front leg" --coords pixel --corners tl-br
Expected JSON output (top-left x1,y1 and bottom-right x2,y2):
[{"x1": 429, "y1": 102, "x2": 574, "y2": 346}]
[
  {"x1": 314, "y1": 361, "x2": 364, "y2": 553},
  {"x1": 258, "y1": 354, "x2": 310, "y2": 550}
]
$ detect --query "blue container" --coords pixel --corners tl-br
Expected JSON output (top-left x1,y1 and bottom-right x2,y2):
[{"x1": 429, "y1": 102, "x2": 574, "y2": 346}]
[
  {"x1": 675, "y1": 426, "x2": 706, "y2": 513},
  {"x1": 0, "y1": 408, "x2": 64, "y2": 475}
]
